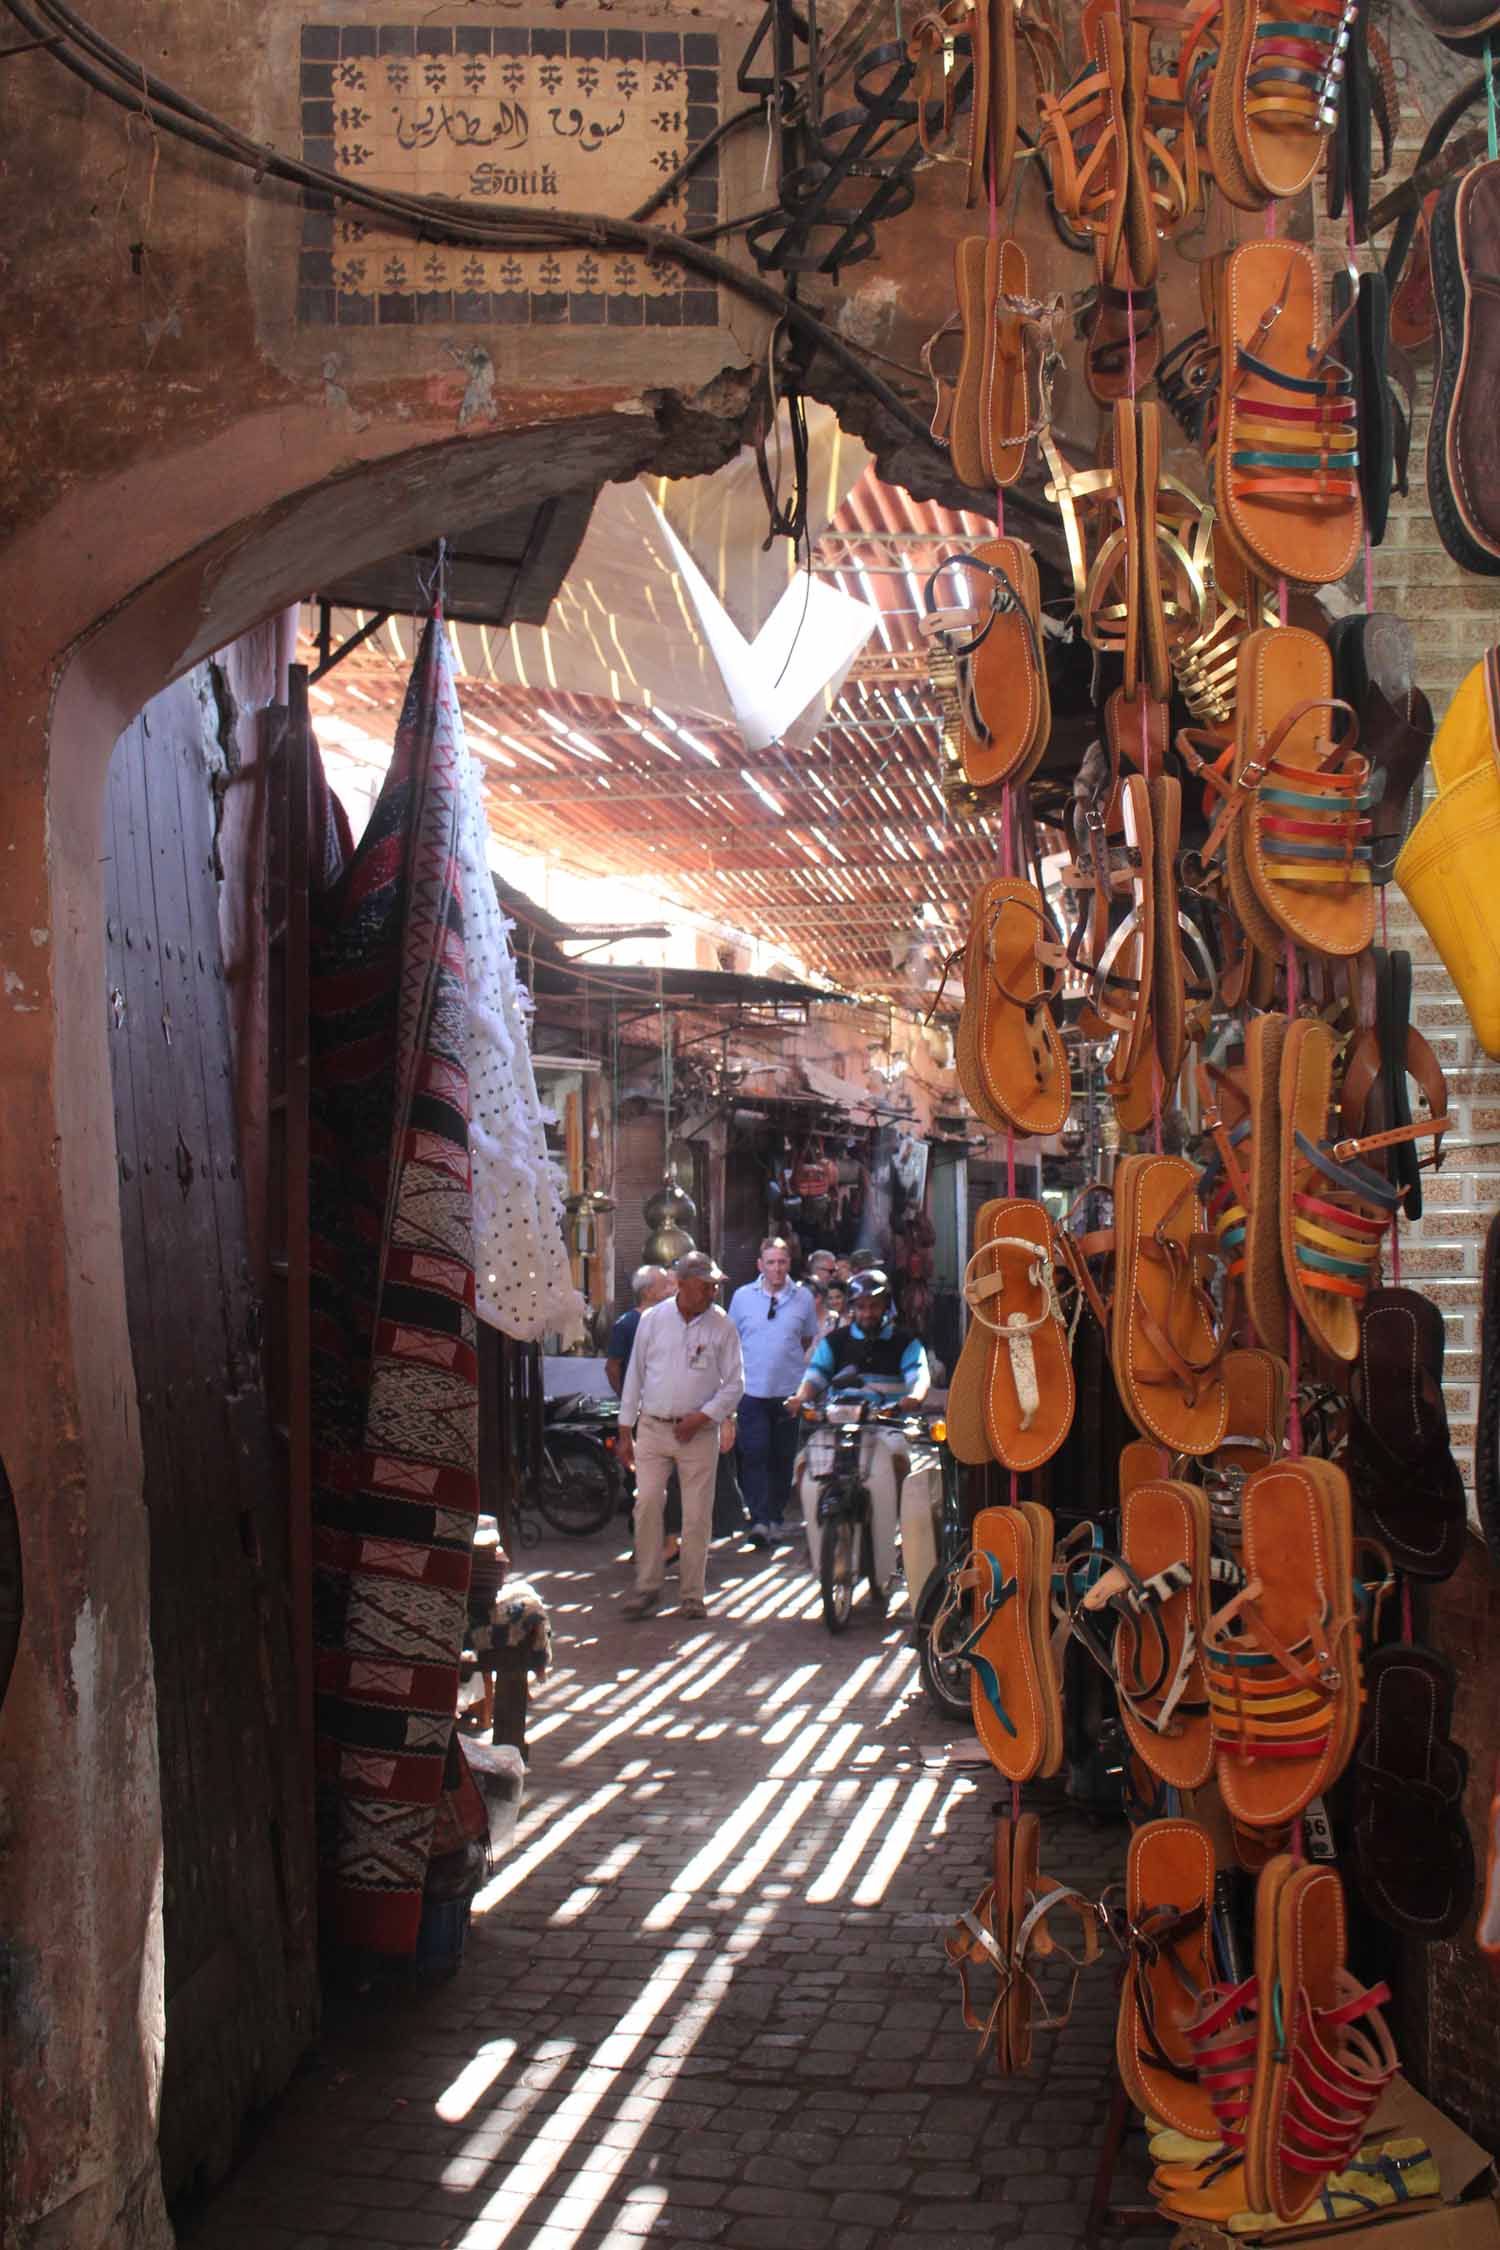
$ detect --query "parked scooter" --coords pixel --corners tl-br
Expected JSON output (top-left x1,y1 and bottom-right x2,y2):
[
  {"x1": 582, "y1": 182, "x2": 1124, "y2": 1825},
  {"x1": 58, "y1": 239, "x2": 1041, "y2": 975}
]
[{"x1": 533, "y1": 1393, "x2": 630, "y2": 1536}]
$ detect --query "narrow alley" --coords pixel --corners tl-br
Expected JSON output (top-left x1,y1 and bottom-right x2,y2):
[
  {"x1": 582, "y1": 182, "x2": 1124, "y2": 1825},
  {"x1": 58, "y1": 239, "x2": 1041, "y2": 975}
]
[{"x1": 181, "y1": 1533, "x2": 1139, "y2": 2250}]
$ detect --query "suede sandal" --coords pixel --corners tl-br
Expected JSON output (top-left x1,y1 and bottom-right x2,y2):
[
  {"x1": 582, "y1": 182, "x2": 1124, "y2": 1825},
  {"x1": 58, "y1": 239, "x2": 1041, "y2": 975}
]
[
  {"x1": 1215, "y1": 244, "x2": 1363, "y2": 585},
  {"x1": 957, "y1": 1200, "x2": 1076, "y2": 1471},
  {"x1": 956, "y1": 879, "x2": 1070, "y2": 1136},
  {"x1": 1116, "y1": 1817, "x2": 1219, "y2": 2138},
  {"x1": 955, "y1": 1505, "x2": 1054, "y2": 1781},
  {"x1": 1352, "y1": 1643, "x2": 1474, "y2": 1940},
  {"x1": 1202, "y1": 1460, "x2": 1359, "y2": 1830},
  {"x1": 1233, "y1": 626, "x2": 1375, "y2": 960},
  {"x1": 1347, "y1": 1286, "x2": 1466, "y2": 1579},
  {"x1": 1245, "y1": 1861, "x2": 1398, "y2": 2223},
  {"x1": 1112, "y1": 1152, "x2": 1229, "y2": 1456}
]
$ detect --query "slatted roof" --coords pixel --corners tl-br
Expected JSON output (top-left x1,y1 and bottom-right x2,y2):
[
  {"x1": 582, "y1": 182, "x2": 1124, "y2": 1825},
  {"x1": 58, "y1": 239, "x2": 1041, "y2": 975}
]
[{"x1": 306, "y1": 463, "x2": 1091, "y2": 999}]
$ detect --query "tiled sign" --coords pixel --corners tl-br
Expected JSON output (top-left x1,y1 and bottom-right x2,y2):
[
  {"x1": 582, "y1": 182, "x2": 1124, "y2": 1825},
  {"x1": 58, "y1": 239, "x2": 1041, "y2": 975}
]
[{"x1": 298, "y1": 22, "x2": 721, "y2": 329}]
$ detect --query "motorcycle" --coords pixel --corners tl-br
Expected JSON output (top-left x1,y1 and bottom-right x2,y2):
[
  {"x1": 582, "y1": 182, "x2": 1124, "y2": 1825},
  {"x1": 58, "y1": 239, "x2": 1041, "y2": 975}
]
[
  {"x1": 531, "y1": 1393, "x2": 630, "y2": 1537},
  {"x1": 797, "y1": 1377, "x2": 943, "y2": 1635},
  {"x1": 908, "y1": 1445, "x2": 973, "y2": 1721}
]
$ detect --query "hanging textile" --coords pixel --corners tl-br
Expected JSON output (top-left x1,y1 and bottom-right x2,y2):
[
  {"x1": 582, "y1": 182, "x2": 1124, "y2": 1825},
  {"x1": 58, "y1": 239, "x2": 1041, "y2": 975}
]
[
  {"x1": 447, "y1": 635, "x2": 586, "y2": 1346},
  {"x1": 308, "y1": 616, "x2": 482, "y2": 1956}
]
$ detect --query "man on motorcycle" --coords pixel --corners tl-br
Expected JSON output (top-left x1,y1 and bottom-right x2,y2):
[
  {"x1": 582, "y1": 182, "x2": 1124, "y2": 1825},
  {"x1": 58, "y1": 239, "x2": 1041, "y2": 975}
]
[{"x1": 785, "y1": 1269, "x2": 932, "y2": 1594}]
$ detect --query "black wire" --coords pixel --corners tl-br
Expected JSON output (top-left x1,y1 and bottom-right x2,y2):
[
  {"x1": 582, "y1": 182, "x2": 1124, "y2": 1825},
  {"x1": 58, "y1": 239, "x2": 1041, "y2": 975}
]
[{"x1": 2, "y1": 0, "x2": 941, "y2": 452}]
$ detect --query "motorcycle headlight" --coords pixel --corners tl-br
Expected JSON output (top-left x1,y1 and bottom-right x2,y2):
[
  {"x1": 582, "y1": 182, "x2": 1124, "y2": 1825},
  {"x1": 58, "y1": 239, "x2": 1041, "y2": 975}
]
[{"x1": 930, "y1": 1418, "x2": 947, "y2": 1445}]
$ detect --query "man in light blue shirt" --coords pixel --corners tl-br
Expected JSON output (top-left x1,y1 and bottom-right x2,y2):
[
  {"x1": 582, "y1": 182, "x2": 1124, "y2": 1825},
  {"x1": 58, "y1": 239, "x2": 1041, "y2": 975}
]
[{"x1": 728, "y1": 1236, "x2": 820, "y2": 1547}]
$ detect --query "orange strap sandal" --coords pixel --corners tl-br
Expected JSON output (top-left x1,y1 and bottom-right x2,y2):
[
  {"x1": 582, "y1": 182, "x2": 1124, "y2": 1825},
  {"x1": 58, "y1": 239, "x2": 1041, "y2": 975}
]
[
  {"x1": 1108, "y1": 1153, "x2": 1229, "y2": 1457},
  {"x1": 955, "y1": 879, "x2": 1070, "y2": 1136},
  {"x1": 1039, "y1": 0, "x2": 1130, "y2": 266},
  {"x1": 960, "y1": 1203, "x2": 1076, "y2": 1471},
  {"x1": 1202, "y1": 1461, "x2": 1359, "y2": 1830},
  {"x1": 1116, "y1": 1818, "x2": 1219, "y2": 2138}
]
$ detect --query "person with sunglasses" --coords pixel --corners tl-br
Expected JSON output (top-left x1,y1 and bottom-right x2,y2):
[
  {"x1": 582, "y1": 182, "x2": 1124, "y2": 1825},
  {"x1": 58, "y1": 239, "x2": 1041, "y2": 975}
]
[{"x1": 728, "y1": 1236, "x2": 820, "y2": 1550}]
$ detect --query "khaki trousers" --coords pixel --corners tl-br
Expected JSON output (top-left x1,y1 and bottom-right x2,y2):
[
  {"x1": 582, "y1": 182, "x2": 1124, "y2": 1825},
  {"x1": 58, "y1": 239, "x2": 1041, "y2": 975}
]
[{"x1": 634, "y1": 1417, "x2": 719, "y2": 1602}]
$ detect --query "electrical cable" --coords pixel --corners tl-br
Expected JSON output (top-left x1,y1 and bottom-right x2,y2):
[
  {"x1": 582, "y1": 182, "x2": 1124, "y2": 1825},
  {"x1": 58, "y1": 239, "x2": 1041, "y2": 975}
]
[{"x1": 3, "y1": 0, "x2": 941, "y2": 453}]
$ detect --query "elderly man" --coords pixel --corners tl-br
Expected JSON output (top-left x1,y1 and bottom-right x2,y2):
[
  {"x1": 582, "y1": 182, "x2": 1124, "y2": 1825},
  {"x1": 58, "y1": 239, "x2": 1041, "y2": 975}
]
[
  {"x1": 805, "y1": 1249, "x2": 836, "y2": 1290},
  {"x1": 605, "y1": 1263, "x2": 677, "y2": 1396},
  {"x1": 729, "y1": 1235, "x2": 820, "y2": 1549},
  {"x1": 618, "y1": 1251, "x2": 744, "y2": 1620}
]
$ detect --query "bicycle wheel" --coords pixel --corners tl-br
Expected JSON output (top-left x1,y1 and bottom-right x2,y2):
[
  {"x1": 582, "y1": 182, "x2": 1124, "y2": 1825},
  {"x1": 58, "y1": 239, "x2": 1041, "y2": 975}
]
[
  {"x1": 914, "y1": 1570, "x2": 971, "y2": 1721},
  {"x1": 820, "y1": 1517, "x2": 857, "y2": 1633},
  {"x1": 860, "y1": 1515, "x2": 890, "y2": 1621},
  {"x1": 534, "y1": 1439, "x2": 617, "y2": 1536}
]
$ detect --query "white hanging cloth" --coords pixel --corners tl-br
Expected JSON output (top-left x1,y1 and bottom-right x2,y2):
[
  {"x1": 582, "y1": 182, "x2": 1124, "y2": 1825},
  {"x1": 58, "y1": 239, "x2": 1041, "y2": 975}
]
[{"x1": 442, "y1": 629, "x2": 587, "y2": 1347}]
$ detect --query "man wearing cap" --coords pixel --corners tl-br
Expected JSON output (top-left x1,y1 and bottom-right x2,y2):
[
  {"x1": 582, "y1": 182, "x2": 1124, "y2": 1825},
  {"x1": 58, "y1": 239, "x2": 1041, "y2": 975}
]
[
  {"x1": 729, "y1": 1236, "x2": 820, "y2": 1550},
  {"x1": 617, "y1": 1251, "x2": 745, "y2": 1620}
]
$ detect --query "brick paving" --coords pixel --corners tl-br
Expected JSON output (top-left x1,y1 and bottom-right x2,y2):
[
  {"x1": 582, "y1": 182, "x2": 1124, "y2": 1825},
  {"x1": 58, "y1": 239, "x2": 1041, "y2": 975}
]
[{"x1": 182, "y1": 1528, "x2": 1154, "y2": 2250}]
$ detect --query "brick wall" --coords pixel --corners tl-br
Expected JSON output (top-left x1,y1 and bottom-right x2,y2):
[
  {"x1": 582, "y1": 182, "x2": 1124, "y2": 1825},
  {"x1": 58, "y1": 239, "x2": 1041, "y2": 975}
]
[{"x1": 1312, "y1": 79, "x2": 1500, "y2": 2142}]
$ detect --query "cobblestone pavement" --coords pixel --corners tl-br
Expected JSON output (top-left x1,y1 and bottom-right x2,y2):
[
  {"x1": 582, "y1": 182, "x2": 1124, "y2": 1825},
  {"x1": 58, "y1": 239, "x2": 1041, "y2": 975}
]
[{"x1": 183, "y1": 1527, "x2": 1152, "y2": 2250}]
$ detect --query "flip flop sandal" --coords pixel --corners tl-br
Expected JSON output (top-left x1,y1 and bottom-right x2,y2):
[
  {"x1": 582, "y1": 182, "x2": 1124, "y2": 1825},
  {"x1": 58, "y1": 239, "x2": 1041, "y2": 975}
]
[
  {"x1": 1202, "y1": 1347, "x2": 1287, "y2": 1551},
  {"x1": 1007, "y1": 1814, "x2": 1103, "y2": 2067},
  {"x1": 1355, "y1": 271, "x2": 1396, "y2": 546},
  {"x1": 943, "y1": 1813, "x2": 1016, "y2": 2065},
  {"x1": 958, "y1": 1202, "x2": 1076, "y2": 1471},
  {"x1": 956, "y1": 879, "x2": 1070, "y2": 1135},
  {"x1": 1211, "y1": 0, "x2": 1355, "y2": 208},
  {"x1": 1215, "y1": 244, "x2": 1363, "y2": 586},
  {"x1": 1247, "y1": 1862, "x2": 1398, "y2": 2223},
  {"x1": 1327, "y1": 614, "x2": 1434, "y2": 886},
  {"x1": 1242, "y1": 1011, "x2": 1290, "y2": 1355},
  {"x1": 1347, "y1": 1287, "x2": 1467, "y2": 1580},
  {"x1": 1290, "y1": 2137, "x2": 1442, "y2": 2230},
  {"x1": 1280, "y1": 1016, "x2": 1429, "y2": 1364},
  {"x1": 981, "y1": 237, "x2": 1034, "y2": 486},
  {"x1": 1038, "y1": 0, "x2": 1131, "y2": 271},
  {"x1": 927, "y1": 543, "x2": 1050, "y2": 790},
  {"x1": 1096, "y1": 1481, "x2": 1215, "y2": 1787},
  {"x1": 1202, "y1": 1461, "x2": 1358, "y2": 1831},
  {"x1": 1352, "y1": 1643, "x2": 1474, "y2": 1940},
  {"x1": 1113, "y1": 1152, "x2": 1229, "y2": 1456},
  {"x1": 947, "y1": 1196, "x2": 1010, "y2": 1464},
  {"x1": 955, "y1": 1505, "x2": 1051, "y2": 1780},
  {"x1": 1479, "y1": 1211, "x2": 1500, "y2": 1563},
  {"x1": 1428, "y1": 160, "x2": 1500, "y2": 576},
  {"x1": 1234, "y1": 626, "x2": 1375, "y2": 961},
  {"x1": 1116, "y1": 1817, "x2": 1219, "y2": 2138}
]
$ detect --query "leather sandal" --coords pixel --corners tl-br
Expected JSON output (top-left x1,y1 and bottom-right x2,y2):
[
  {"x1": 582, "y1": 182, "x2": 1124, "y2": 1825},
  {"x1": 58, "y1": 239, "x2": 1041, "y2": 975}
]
[
  {"x1": 1039, "y1": 0, "x2": 1131, "y2": 269},
  {"x1": 1352, "y1": 1643, "x2": 1475, "y2": 1940},
  {"x1": 909, "y1": 0, "x2": 990, "y2": 203},
  {"x1": 1083, "y1": 265, "x2": 1163, "y2": 405},
  {"x1": 1210, "y1": 0, "x2": 1356, "y2": 208},
  {"x1": 1338, "y1": 949, "x2": 1448, "y2": 1216},
  {"x1": 954, "y1": 1199, "x2": 1076, "y2": 1471},
  {"x1": 1007, "y1": 1812, "x2": 1104, "y2": 2069},
  {"x1": 1327, "y1": 613, "x2": 1434, "y2": 885},
  {"x1": 1243, "y1": 1012, "x2": 1291, "y2": 1354},
  {"x1": 1091, "y1": 1481, "x2": 1215, "y2": 1787},
  {"x1": 1347, "y1": 1286, "x2": 1466, "y2": 1579},
  {"x1": 953, "y1": 1504, "x2": 1058, "y2": 1781},
  {"x1": 1428, "y1": 159, "x2": 1500, "y2": 576},
  {"x1": 955, "y1": 879, "x2": 1070, "y2": 1135},
  {"x1": 1202, "y1": 1345, "x2": 1287, "y2": 1548},
  {"x1": 1116, "y1": 1817, "x2": 1219, "y2": 2138},
  {"x1": 1046, "y1": 399, "x2": 1141, "y2": 691},
  {"x1": 1123, "y1": 9, "x2": 1203, "y2": 279},
  {"x1": 1215, "y1": 244, "x2": 1363, "y2": 586},
  {"x1": 982, "y1": 237, "x2": 1035, "y2": 486},
  {"x1": 948, "y1": 235, "x2": 995, "y2": 489},
  {"x1": 925, "y1": 542, "x2": 1050, "y2": 804},
  {"x1": 1111, "y1": 1152, "x2": 1229, "y2": 1456},
  {"x1": 1245, "y1": 1860, "x2": 1398, "y2": 2222},
  {"x1": 1237, "y1": 627, "x2": 1374, "y2": 960},
  {"x1": 1202, "y1": 1459, "x2": 1359, "y2": 1830},
  {"x1": 944, "y1": 1813, "x2": 1017, "y2": 2066}
]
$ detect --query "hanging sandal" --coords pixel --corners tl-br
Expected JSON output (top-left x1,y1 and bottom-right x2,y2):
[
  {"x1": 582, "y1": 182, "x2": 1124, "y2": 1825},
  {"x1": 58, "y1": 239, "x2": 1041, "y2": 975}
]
[
  {"x1": 1038, "y1": 0, "x2": 1131, "y2": 268},
  {"x1": 1007, "y1": 1812, "x2": 1105, "y2": 2068},
  {"x1": 955, "y1": 879, "x2": 1070, "y2": 1136},
  {"x1": 925, "y1": 544, "x2": 1051, "y2": 797},
  {"x1": 951, "y1": 1504, "x2": 1058, "y2": 1781},
  {"x1": 1202, "y1": 1459, "x2": 1360, "y2": 1831},
  {"x1": 1215, "y1": 243, "x2": 1363, "y2": 586},
  {"x1": 1346, "y1": 1286, "x2": 1466, "y2": 1580},
  {"x1": 1085, "y1": 1481, "x2": 1215, "y2": 1787},
  {"x1": 1109, "y1": 1152, "x2": 1229, "y2": 1457},
  {"x1": 1246, "y1": 1860, "x2": 1399, "y2": 2222},
  {"x1": 1201, "y1": 1348, "x2": 1287, "y2": 1552},
  {"x1": 1209, "y1": 0, "x2": 1357, "y2": 208},
  {"x1": 1116, "y1": 1817, "x2": 1219, "y2": 2139},
  {"x1": 943, "y1": 1813, "x2": 1017, "y2": 2066},
  {"x1": 951, "y1": 1200, "x2": 1076, "y2": 1470}
]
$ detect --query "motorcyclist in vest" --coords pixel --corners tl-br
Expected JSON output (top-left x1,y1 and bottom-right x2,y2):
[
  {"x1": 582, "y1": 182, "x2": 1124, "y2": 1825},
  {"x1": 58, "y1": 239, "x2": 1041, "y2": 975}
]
[{"x1": 785, "y1": 1269, "x2": 932, "y2": 1594}]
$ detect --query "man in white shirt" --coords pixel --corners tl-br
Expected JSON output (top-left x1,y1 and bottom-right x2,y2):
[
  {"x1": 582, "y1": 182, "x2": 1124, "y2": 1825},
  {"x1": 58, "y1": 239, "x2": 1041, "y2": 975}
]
[
  {"x1": 728, "y1": 1236, "x2": 820, "y2": 1548},
  {"x1": 618, "y1": 1250, "x2": 745, "y2": 1619}
]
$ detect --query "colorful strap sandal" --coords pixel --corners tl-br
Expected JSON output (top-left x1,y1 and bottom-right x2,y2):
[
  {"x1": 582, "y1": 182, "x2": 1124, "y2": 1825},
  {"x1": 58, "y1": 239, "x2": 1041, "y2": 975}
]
[
  {"x1": 1214, "y1": 243, "x2": 1363, "y2": 586},
  {"x1": 1280, "y1": 1016, "x2": 1446, "y2": 1363},
  {"x1": 1202, "y1": 1459, "x2": 1359, "y2": 1829},
  {"x1": 1116, "y1": 1817, "x2": 1219, "y2": 2138},
  {"x1": 1247, "y1": 1860, "x2": 1399, "y2": 2222},
  {"x1": 1210, "y1": 0, "x2": 1357, "y2": 208}
]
